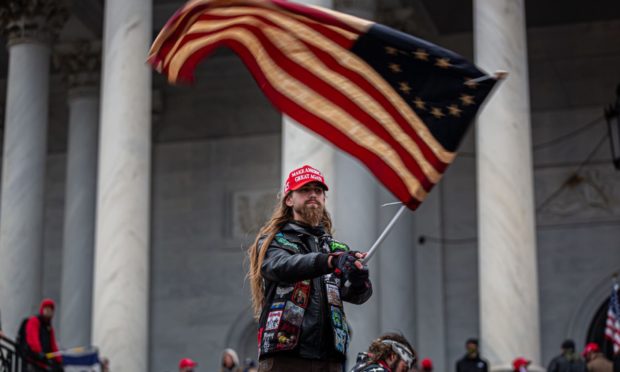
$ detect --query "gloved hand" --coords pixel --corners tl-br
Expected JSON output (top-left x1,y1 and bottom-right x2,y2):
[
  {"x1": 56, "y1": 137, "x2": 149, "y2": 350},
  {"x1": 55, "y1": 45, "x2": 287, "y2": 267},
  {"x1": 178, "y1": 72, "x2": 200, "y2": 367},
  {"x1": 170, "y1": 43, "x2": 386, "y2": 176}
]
[
  {"x1": 347, "y1": 262, "x2": 370, "y2": 289},
  {"x1": 330, "y1": 251, "x2": 366, "y2": 280}
]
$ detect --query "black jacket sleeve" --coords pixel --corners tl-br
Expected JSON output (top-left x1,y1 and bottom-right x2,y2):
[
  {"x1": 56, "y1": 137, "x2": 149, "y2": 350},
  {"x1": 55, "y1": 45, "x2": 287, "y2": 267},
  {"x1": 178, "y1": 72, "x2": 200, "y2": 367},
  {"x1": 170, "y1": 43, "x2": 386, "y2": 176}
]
[{"x1": 261, "y1": 245, "x2": 332, "y2": 283}]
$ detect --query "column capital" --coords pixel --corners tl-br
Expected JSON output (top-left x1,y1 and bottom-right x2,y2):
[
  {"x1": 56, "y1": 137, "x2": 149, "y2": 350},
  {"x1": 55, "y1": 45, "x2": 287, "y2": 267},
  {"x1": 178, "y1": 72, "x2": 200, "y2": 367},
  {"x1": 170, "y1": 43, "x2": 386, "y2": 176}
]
[
  {"x1": 0, "y1": 0, "x2": 69, "y2": 46},
  {"x1": 54, "y1": 40, "x2": 101, "y2": 96}
]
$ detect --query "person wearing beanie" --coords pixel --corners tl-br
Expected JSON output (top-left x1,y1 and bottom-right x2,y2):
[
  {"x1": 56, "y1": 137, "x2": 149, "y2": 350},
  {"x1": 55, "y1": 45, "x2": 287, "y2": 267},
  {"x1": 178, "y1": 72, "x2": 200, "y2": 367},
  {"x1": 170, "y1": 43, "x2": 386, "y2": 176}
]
[
  {"x1": 582, "y1": 343, "x2": 612, "y2": 372},
  {"x1": 220, "y1": 348, "x2": 241, "y2": 372},
  {"x1": 547, "y1": 339, "x2": 586, "y2": 372},
  {"x1": 513, "y1": 357, "x2": 530, "y2": 372},
  {"x1": 17, "y1": 298, "x2": 62, "y2": 371},
  {"x1": 248, "y1": 165, "x2": 373, "y2": 371},
  {"x1": 179, "y1": 357, "x2": 198, "y2": 372},
  {"x1": 421, "y1": 358, "x2": 433, "y2": 372},
  {"x1": 350, "y1": 332, "x2": 416, "y2": 372}
]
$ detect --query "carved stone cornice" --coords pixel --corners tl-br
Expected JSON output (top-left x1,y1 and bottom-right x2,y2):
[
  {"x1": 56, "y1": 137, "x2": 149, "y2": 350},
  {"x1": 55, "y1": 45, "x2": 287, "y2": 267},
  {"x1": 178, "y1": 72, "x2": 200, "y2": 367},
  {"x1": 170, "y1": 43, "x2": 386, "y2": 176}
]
[
  {"x1": 53, "y1": 40, "x2": 100, "y2": 94},
  {"x1": 0, "y1": 0, "x2": 69, "y2": 45}
]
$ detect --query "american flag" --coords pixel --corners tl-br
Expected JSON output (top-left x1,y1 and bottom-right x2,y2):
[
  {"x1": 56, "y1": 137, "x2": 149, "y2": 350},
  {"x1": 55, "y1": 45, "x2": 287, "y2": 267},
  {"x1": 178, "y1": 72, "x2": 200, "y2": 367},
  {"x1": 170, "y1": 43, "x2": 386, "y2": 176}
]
[
  {"x1": 148, "y1": 0, "x2": 499, "y2": 209},
  {"x1": 606, "y1": 281, "x2": 620, "y2": 354}
]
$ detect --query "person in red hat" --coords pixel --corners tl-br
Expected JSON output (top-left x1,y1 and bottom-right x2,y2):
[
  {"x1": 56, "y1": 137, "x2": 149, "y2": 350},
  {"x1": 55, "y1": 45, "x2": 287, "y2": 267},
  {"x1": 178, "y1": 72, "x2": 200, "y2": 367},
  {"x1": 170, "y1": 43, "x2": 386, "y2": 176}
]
[
  {"x1": 421, "y1": 358, "x2": 433, "y2": 372},
  {"x1": 582, "y1": 343, "x2": 612, "y2": 372},
  {"x1": 16, "y1": 298, "x2": 62, "y2": 371},
  {"x1": 179, "y1": 358, "x2": 198, "y2": 372},
  {"x1": 248, "y1": 165, "x2": 373, "y2": 372},
  {"x1": 512, "y1": 357, "x2": 530, "y2": 372}
]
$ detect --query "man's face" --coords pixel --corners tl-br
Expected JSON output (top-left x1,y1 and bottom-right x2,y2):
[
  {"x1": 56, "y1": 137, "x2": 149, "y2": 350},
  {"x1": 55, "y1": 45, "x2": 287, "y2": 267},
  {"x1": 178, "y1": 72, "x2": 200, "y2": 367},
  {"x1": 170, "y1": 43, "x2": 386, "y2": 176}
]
[
  {"x1": 387, "y1": 354, "x2": 413, "y2": 372},
  {"x1": 42, "y1": 306, "x2": 54, "y2": 320},
  {"x1": 285, "y1": 182, "x2": 326, "y2": 226},
  {"x1": 466, "y1": 342, "x2": 478, "y2": 355}
]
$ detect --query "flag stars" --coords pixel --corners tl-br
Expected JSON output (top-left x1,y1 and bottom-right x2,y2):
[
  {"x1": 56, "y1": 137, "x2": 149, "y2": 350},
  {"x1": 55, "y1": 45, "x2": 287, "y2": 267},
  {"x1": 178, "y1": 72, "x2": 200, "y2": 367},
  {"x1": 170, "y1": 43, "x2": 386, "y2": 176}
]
[
  {"x1": 399, "y1": 82, "x2": 412, "y2": 94},
  {"x1": 385, "y1": 46, "x2": 399, "y2": 55},
  {"x1": 460, "y1": 94, "x2": 475, "y2": 106},
  {"x1": 413, "y1": 48, "x2": 429, "y2": 61},
  {"x1": 435, "y1": 57, "x2": 452, "y2": 69},
  {"x1": 447, "y1": 104, "x2": 462, "y2": 117},
  {"x1": 464, "y1": 77, "x2": 479, "y2": 89},
  {"x1": 389, "y1": 63, "x2": 402, "y2": 73},
  {"x1": 430, "y1": 107, "x2": 445, "y2": 119},
  {"x1": 413, "y1": 97, "x2": 426, "y2": 110}
]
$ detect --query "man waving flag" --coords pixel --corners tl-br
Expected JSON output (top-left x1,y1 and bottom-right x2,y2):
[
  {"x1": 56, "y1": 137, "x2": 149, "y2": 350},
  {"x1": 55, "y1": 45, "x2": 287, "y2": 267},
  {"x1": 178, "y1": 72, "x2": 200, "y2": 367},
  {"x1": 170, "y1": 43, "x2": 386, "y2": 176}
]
[{"x1": 149, "y1": 0, "x2": 502, "y2": 209}]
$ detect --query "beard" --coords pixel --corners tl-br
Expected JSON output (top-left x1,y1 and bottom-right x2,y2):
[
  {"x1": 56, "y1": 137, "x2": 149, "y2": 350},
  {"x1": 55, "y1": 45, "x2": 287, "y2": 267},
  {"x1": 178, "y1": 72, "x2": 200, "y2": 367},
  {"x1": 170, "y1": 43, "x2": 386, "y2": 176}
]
[{"x1": 296, "y1": 200, "x2": 324, "y2": 227}]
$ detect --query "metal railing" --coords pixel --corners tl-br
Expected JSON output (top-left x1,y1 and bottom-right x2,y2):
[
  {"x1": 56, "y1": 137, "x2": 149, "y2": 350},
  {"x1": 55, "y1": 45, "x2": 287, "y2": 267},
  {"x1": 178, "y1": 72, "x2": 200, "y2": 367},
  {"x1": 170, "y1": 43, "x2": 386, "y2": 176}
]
[{"x1": 0, "y1": 334, "x2": 24, "y2": 372}]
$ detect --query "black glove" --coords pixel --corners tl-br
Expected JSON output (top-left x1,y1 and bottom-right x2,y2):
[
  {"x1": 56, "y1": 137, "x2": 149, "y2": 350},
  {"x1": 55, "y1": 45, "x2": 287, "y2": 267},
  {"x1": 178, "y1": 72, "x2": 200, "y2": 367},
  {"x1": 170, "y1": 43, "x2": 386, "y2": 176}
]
[
  {"x1": 330, "y1": 251, "x2": 361, "y2": 279},
  {"x1": 347, "y1": 263, "x2": 370, "y2": 289}
]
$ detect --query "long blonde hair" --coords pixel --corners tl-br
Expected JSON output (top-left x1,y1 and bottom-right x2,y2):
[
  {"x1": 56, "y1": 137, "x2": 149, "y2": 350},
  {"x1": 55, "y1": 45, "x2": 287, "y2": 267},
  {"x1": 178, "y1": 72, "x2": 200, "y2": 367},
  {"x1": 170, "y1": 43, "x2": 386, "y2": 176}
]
[{"x1": 247, "y1": 193, "x2": 333, "y2": 319}]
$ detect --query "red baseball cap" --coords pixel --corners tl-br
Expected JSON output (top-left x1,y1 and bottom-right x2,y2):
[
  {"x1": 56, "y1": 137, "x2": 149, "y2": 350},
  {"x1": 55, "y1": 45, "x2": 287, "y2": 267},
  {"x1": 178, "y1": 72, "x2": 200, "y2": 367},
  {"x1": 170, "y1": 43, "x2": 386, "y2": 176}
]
[
  {"x1": 283, "y1": 165, "x2": 328, "y2": 195},
  {"x1": 582, "y1": 342, "x2": 600, "y2": 356},
  {"x1": 39, "y1": 298, "x2": 55, "y2": 315},
  {"x1": 421, "y1": 358, "x2": 433, "y2": 369},
  {"x1": 179, "y1": 358, "x2": 198, "y2": 369},
  {"x1": 512, "y1": 357, "x2": 530, "y2": 370}
]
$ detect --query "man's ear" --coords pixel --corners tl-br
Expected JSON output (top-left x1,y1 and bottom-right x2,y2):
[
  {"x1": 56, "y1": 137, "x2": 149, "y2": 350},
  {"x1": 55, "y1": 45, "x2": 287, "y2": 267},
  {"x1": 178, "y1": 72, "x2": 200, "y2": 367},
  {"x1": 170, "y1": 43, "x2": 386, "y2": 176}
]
[{"x1": 285, "y1": 193, "x2": 294, "y2": 207}]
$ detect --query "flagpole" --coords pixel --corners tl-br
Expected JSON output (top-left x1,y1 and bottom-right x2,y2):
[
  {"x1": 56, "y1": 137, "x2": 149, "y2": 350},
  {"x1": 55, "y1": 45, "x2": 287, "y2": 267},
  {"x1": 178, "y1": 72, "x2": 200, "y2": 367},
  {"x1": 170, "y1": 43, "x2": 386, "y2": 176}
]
[
  {"x1": 363, "y1": 204, "x2": 408, "y2": 263},
  {"x1": 344, "y1": 204, "x2": 407, "y2": 287}
]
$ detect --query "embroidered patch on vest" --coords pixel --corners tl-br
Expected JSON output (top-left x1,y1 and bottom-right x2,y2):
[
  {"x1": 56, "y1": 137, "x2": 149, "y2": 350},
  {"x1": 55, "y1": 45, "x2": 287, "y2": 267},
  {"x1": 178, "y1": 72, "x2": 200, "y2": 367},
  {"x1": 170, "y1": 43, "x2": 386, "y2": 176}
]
[
  {"x1": 274, "y1": 233, "x2": 300, "y2": 251},
  {"x1": 326, "y1": 283, "x2": 342, "y2": 307},
  {"x1": 328, "y1": 239, "x2": 350, "y2": 252},
  {"x1": 262, "y1": 331, "x2": 275, "y2": 353},
  {"x1": 271, "y1": 301, "x2": 285, "y2": 310},
  {"x1": 331, "y1": 307, "x2": 343, "y2": 328},
  {"x1": 291, "y1": 283, "x2": 310, "y2": 308},
  {"x1": 335, "y1": 328, "x2": 348, "y2": 353},
  {"x1": 282, "y1": 302, "x2": 304, "y2": 327},
  {"x1": 266, "y1": 311, "x2": 283, "y2": 331}
]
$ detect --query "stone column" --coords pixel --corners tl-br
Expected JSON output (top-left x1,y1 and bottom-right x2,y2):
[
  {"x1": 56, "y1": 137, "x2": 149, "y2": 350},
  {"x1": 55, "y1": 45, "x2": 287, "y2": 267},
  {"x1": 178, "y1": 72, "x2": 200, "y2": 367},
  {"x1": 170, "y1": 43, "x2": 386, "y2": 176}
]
[
  {"x1": 474, "y1": 1, "x2": 541, "y2": 370},
  {"x1": 334, "y1": 152, "x2": 380, "y2": 369},
  {"x1": 413, "y1": 186, "x2": 447, "y2": 372},
  {"x1": 0, "y1": 0, "x2": 67, "y2": 337},
  {"x1": 91, "y1": 0, "x2": 152, "y2": 370},
  {"x1": 55, "y1": 42, "x2": 100, "y2": 348}
]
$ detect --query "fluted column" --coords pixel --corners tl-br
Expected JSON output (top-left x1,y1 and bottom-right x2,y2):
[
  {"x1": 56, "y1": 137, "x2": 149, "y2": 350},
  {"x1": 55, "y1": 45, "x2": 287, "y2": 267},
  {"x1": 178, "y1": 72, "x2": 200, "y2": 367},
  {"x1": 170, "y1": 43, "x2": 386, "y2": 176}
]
[
  {"x1": 474, "y1": 1, "x2": 541, "y2": 370},
  {"x1": 56, "y1": 42, "x2": 100, "y2": 348},
  {"x1": 0, "y1": 0, "x2": 67, "y2": 337},
  {"x1": 91, "y1": 0, "x2": 152, "y2": 370}
]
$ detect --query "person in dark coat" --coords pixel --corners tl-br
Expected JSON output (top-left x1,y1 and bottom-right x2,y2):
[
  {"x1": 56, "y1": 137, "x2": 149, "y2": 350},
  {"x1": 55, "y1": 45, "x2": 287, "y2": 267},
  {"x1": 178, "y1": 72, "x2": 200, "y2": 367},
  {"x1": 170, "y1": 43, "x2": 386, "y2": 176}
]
[
  {"x1": 20, "y1": 298, "x2": 62, "y2": 371},
  {"x1": 547, "y1": 339, "x2": 586, "y2": 372},
  {"x1": 248, "y1": 165, "x2": 373, "y2": 372},
  {"x1": 456, "y1": 338, "x2": 488, "y2": 372}
]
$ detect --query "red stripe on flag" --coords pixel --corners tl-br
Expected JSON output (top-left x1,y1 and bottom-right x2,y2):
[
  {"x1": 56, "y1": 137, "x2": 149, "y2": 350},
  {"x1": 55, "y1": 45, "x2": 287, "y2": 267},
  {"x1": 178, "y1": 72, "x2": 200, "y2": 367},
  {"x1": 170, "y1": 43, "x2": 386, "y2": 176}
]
[
  {"x1": 171, "y1": 22, "x2": 436, "y2": 192},
  {"x1": 176, "y1": 35, "x2": 421, "y2": 208},
  {"x1": 301, "y1": 41, "x2": 449, "y2": 173}
]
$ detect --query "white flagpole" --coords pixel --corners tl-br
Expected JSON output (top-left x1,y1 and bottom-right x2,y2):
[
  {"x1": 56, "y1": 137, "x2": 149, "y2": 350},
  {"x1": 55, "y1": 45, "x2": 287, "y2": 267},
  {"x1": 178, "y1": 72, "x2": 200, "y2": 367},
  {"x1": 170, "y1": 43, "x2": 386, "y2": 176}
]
[
  {"x1": 345, "y1": 204, "x2": 407, "y2": 287},
  {"x1": 362, "y1": 204, "x2": 407, "y2": 263}
]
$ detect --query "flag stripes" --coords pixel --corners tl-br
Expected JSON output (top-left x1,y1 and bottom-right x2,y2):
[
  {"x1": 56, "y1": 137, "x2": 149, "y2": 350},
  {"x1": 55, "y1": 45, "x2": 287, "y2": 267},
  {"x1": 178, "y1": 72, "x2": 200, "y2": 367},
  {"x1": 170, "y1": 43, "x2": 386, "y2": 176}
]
[
  {"x1": 149, "y1": 0, "x2": 496, "y2": 208},
  {"x1": 605, "y1": 283, "x2": 620, "y2": 354}
]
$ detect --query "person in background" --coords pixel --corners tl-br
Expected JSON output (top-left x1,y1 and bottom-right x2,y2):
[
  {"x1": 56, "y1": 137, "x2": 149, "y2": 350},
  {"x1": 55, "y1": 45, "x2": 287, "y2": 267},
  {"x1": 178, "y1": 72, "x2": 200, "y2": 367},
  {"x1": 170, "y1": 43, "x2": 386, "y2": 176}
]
[
  {"x1": 179, "y1": 357, "x2": 198, "y2": 372},
  {"x1": 350, "y1": 332, "x2": 416, "y2": 372},
  {"x1": 513, "y1": 357, "x2": 531, "y2": 372},
  {"x1": 220, "y1": 348, "x2": 241, "y2": 372},
  {"x1": 582, "y1": 343, "x2": 612, "y2": 372},
  {"x1": 17, "y1": 299, "x2": 62, "y2": 372},
  {"x1": 456, "y1": 338, "x2": 488, "y2": 372},
  {"x1": 421, "y1": 358, "x2": 433, "y2": 372},
  {"x1": 547, "y1": 339, "x2": 586, "y2": 372}
]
